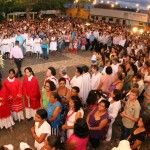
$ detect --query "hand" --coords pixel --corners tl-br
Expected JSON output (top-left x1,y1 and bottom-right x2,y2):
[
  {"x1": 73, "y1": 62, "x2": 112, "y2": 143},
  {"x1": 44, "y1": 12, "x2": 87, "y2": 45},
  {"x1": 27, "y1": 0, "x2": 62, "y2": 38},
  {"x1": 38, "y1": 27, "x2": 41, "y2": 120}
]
[
  {"x1": 62, "y1": 124, "x2": 67, "y2": 130},
  {"x1": 120, "y1": 111, "x2": 127, "y2": 117}
]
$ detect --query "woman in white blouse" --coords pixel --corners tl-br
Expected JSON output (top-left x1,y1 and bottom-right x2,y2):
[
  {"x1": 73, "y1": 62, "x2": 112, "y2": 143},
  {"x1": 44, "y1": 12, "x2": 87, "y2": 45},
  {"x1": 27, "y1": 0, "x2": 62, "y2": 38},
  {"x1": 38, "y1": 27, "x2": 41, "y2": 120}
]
[
  {"x1": 31, "y1": 109, "x2": 51, "y2": 150},
  {"x1": 62, "y1": 96, "x2": 84, "y2": 138}
]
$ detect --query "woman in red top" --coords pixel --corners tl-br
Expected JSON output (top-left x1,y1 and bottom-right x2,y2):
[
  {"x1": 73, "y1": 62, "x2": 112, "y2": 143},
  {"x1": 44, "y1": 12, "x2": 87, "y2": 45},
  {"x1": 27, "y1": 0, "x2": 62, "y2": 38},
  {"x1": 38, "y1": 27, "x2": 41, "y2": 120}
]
[
  {"x1": 0, "y1": 79, "x2": 14, "y2": 132},
  {"x1": 4, "y1": 69, "x2": 24, "y2": 121},
  {"x1": 22, "y1": 67, "x2": 41, "y2": 120}
]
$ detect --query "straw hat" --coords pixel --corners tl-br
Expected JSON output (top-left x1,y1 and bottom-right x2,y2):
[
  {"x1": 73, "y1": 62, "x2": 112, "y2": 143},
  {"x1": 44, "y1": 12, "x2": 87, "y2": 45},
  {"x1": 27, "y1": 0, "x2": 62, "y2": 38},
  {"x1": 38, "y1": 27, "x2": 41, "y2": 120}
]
[{"x1": 111, "y1": 140, "x2": 131, "y2": 150}]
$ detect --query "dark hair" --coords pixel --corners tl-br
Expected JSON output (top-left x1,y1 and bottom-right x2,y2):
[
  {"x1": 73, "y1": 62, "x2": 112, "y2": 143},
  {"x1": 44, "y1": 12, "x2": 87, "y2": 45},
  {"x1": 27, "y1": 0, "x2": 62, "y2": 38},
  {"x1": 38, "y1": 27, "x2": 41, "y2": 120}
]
[
  {"x1": 119, "y1": 64, "x2": 126, "y2": 74},
  {"x1": 36, "y1": 109, "x2": 47, "y2": 119},
  {"x1": 91, "y1": 64, "x2": 99, "y2": 71},
  {"x1": 145, "y1": 61, "x2": 150, "y2": 67},
  {"x1": 116, "y1": 72, "x2": 123, "y2": 80},
  {"x1": 0, "y1": 146, "x2": 5, "y2": 150},
  {"x1": 113, "y1": 89, "x2": 122, "y2": 101},
  {"x1": 9, "y1": 69, "x2": 15, "y2": 74},
  {"x1": 106, "y1": 66, "x2": 112, "y2": 75},
  {"x1": 100, "y1": 100, "x2": 110, "y2": 109},
  {"x1": 72, "y1": 86, "x2": 80, "y2": 93},
  {"x1": 140, "y1": 115, "x2": 150, "y2": 133},
  {"x1": 76, "y1": 67, "x2": 83, "y2": 75},
  {"x1": 58, "y1": 77, "x2": 66, "y2": 83},
  {"x1": 45, "y1": 80, "x2": 56, "y2": 91},
  {"x1": 48, "y1": 67, "x2": 56, "y2": 76},
  {"x1": 74, "y1": 118, "x2": 89, "y2": 138},
  {"x1": 86, "y1": 90, "x2": 99, "y2": 105},
  {"x1": 15, "y1": 40, "x2": 19, "y2": 45},
  {"x1": 51, "y1": 91, "x2": 61, "y2": 102},
  {"x1": 82, "y1": 65, "x2": 89, "y2": 73},
  {"x1": 71, "y1": 96, "x2": 83, "y2": 112},
  {"x1": 24, "y1": 67, "x2": 34, "y2": 76},
  {"x1": 47, "y1": 135, "x2": 60, "y2": 150},
  {"x1": 135, "y1": 73, "x2": 142, "y2": 79}
]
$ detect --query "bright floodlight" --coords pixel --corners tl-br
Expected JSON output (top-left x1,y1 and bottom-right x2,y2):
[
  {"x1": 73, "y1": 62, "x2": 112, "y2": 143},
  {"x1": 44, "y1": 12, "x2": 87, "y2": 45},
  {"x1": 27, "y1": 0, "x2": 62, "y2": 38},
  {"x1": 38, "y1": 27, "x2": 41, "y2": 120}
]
[
  {"x1": 101, "y1": 0, "x2": 104, "y2": 3},
  {"x1": 115, "y1": 2, "x2": 118, "y2": 5},
  {"x1": 132, "y1": 27, "x2": 138, "y2": 33},
  {"x1": 136, "y1": 4, "x2": 139, "y2": 7},
  {"x1": 148, "y1": 5, "x2": 150, "y2": 9},
  {"x1": 107, "y1": 1, "x2": 110, "y2": 4},
  {"x1": 139, "y1": 29, "x2": 144, "y2": 34},
  {"x1": 111, "y1": 4, "x2": 114, "y2": 7}
]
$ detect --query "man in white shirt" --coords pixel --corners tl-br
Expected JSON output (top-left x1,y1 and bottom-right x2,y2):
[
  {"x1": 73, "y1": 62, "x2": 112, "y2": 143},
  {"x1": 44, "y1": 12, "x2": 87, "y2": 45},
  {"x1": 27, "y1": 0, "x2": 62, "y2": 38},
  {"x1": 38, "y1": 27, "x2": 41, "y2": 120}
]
[
  {"x1": 10, "y1": 40, "x2": 23, "y2": 78},
  {"x1": 119, "y1": 35, "x2": 126, "y2": 47},
  {"x1": 90, "y1": 65, "x2": 101, "y2": 90}
]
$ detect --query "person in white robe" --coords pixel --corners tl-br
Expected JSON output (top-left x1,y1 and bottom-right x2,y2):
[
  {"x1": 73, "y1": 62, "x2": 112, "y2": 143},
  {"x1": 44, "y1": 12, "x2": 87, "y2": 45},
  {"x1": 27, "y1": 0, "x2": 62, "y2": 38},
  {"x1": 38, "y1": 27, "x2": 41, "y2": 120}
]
[
  {"x1": 50, "y1": 34, "x2": 57, "y2": 52},
  {"x1": 33, "y1": 35, "x2": 42, "y2": 59},
  {"x1": 2, "y1": 35, "x2": 11, "y2": 58},
  {"x1": 82, "y1": 65, "x2": 91, "y2": 103},
  {"x1": 70, "y1": 67, "x2": 84, "y2": 99},
  {"x1": 90, "y1": 65, "x2": 101, "y2": 90},
  {"x1": 26, "y1": 33, "x2": 34, "y2": 57}
]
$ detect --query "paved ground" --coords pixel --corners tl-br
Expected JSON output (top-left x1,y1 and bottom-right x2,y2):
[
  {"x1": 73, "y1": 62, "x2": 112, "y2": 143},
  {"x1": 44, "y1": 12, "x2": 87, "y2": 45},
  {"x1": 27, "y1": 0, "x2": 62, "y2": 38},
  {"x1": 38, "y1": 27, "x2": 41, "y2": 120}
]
[{"x1": 0, "y1": 51, "x2": 149, "y2": 150}]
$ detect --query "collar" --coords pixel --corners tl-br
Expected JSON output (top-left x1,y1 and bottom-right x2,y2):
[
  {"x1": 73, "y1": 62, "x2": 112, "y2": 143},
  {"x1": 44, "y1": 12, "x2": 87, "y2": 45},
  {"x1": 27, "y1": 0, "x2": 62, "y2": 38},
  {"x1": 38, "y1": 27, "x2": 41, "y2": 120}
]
[
  {"x1": 7, "y1": 77, "x2": 15, "y2": 82},
  {"x1": 28, "y1": 75, "x2": 33, "y2": 81}
]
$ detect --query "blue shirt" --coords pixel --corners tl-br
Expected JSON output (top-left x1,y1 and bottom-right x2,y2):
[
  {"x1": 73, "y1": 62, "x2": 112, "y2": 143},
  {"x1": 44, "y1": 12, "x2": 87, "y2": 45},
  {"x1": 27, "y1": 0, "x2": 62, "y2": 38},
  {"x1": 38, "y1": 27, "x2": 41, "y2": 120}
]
[
  {"x1": 89, "y1": 35, "x2": 95, "y2": 42},
  {"x1": 47, "y1": 101, "x2": 62, "y2": 128},
  {"x1": 16, "y1": 35, "x2": 24, "y2": 46}
]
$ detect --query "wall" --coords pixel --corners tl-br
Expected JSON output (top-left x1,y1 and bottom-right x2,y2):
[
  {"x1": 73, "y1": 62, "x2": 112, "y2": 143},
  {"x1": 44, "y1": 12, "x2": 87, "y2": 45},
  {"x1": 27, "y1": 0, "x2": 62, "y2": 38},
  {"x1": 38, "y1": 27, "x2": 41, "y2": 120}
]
[
  {"x1": 90, "y1": 8, "x2": 148, "y2": 23},
  {"x1": 66, "y1": 8, "x2": 90, "y2": 19}
]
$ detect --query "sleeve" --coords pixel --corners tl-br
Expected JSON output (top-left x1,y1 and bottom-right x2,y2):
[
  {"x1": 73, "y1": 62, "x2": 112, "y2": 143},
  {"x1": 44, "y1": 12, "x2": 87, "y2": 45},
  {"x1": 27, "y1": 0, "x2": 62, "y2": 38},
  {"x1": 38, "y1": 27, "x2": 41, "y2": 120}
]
[
  {"x1": 42, "y1": 122, "x2": 51, "y2": 134},
  {"x1": 134, "y1": 104, "x2": 141, "y2": 119},
  {"x1": 3, "y1": 80, "x2": 13, "y2": 101},
  {"x1": 16, "y1": 79, "x2": 23, "y2": 99},
  {"x1": 0, "y1": 87, "x2": 8, "y2": 105}
]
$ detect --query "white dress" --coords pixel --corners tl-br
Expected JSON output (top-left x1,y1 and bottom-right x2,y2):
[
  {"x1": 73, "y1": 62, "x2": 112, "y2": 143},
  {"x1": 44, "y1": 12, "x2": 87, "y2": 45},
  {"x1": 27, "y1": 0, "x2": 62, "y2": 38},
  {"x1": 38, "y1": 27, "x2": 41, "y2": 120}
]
[
  {"x1": 2, "y1": 38, "x2": 11, "y2": 54},
  {"x1": 26, "y1": 38, "x2": 34, "y2": 52},
  {"x1": 50, "y1": 36, "x2": 57, "y2": 51},
  {"x1": 34, "y1": 121, "x2": 51, "y2": 150},
  {"x1": 10, "y1": 37, "x2": 16, "y2": 50},
  {"x1": 82, "y1": 73, "x2": 91, "y2": 103},
  {"x1": 66, "y1": 108, "x2": 84, "y2": 138},
  {"x1": 33, "y1": 38, "x2": 42, "y2": 54}
]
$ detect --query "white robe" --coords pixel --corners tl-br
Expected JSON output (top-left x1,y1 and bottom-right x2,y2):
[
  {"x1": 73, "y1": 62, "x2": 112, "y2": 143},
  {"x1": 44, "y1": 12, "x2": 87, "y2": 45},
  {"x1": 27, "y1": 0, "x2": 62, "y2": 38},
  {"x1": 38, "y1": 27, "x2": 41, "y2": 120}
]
[
  {"x1": 26, "y1": 38, "x2": 34, "y2": 52},
  {"x1": 82, "y1": 73, "x2": 91, "y2": 103},
  {"x1": 50, "y1": 36, "x2": 57, "y2": 51},
  {"x1": 33, "y1": 38, "x2": 42, "y2": 54},
  {"x1": 2, "y1": 38, "x2": 11, "y2": 54},
  {"x1": 90, "y1": 72, "x2": 101, "y2": 90},
  {"x1": 70, "y1": 75, "x2": 84, "y2": 99}
]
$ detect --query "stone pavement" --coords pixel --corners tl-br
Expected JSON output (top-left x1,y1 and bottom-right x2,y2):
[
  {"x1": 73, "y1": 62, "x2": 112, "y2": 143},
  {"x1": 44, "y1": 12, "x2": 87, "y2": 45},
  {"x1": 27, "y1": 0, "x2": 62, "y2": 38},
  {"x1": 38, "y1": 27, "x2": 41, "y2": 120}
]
[{"x1": 0, "y1": 51, "x2": 149, "y2": 150}]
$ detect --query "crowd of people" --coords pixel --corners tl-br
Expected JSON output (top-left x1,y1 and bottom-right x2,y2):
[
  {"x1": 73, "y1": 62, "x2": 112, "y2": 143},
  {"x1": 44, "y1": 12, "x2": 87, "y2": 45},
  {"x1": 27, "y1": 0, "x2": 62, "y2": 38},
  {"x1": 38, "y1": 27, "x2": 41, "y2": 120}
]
[{"x1": 0, "y1": 17, "x2": 150, "y2": 150}]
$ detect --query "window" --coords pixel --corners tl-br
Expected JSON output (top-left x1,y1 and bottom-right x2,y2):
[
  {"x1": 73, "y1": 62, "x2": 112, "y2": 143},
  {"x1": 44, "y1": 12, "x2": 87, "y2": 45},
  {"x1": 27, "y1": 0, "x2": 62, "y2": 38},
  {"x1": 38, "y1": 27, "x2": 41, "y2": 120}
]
[{"x1": 109, "y1": 18, "x2": 113, "y2": 21}]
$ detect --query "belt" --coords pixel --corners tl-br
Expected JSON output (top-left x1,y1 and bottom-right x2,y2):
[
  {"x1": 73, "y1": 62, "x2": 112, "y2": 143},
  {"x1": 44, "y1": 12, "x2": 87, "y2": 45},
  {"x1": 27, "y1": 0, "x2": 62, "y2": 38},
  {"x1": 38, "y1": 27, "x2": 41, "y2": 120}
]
[{"x1": 14, "y1": 58, "x2": 22, "y2": 60}]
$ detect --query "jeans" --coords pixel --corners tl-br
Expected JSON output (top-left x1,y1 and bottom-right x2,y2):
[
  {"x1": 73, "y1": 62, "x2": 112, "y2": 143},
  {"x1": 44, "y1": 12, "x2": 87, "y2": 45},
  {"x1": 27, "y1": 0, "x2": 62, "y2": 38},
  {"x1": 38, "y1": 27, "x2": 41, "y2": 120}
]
[
  {"x1": 121, "y1": 124, "x2": 133, "y2": 140},
  {"x1": 14, "y1": 58, "x2": 22, "y2": 77},
  {"x1": 42, "y1": 48, "x2": 48, "y2": 59}
]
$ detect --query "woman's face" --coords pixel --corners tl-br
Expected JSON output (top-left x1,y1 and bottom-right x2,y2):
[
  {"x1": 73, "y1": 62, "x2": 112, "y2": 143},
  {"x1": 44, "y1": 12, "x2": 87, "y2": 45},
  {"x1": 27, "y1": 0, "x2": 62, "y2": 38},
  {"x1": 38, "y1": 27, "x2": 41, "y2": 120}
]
[
  {"x1": 34, "y1": 113, "x2": 43, "y2": 122},
  {"x1": 46, "y1": 69, "x2": 52, "y2": 77},
  {"x1": 71, "y1": 89, "x2": 78, "y2": 96},
  {"x1": 69, "y1": 99, "x2": 75, "y2": 109},
  {"x1": 118, "y1": 66, "x2": 123, "y2": 73},
  {"x1": 25, "y1": 69, "x2": 32, "y2": 77},
  {"x1": 59, "y1": 80, "x2": 66, "y2": 88},
  {"x1": 138, "y1": 118, "x2": 144, "y2": 128},
  {"x1": 98, "y1": 102, "x2": 106, "y2": 112},
  {"x1": 45, "y1": 82, "x2": 50, "y2": 92},
  {"x1": 44, "y1": 139, "x2": 55, "y2": 150},
  {"x1": 9, "y1": 71, "x2": 15, "y2": 79},
  {"x1": 50, "y1": 95, "x2": 56, "y2": 103}
]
